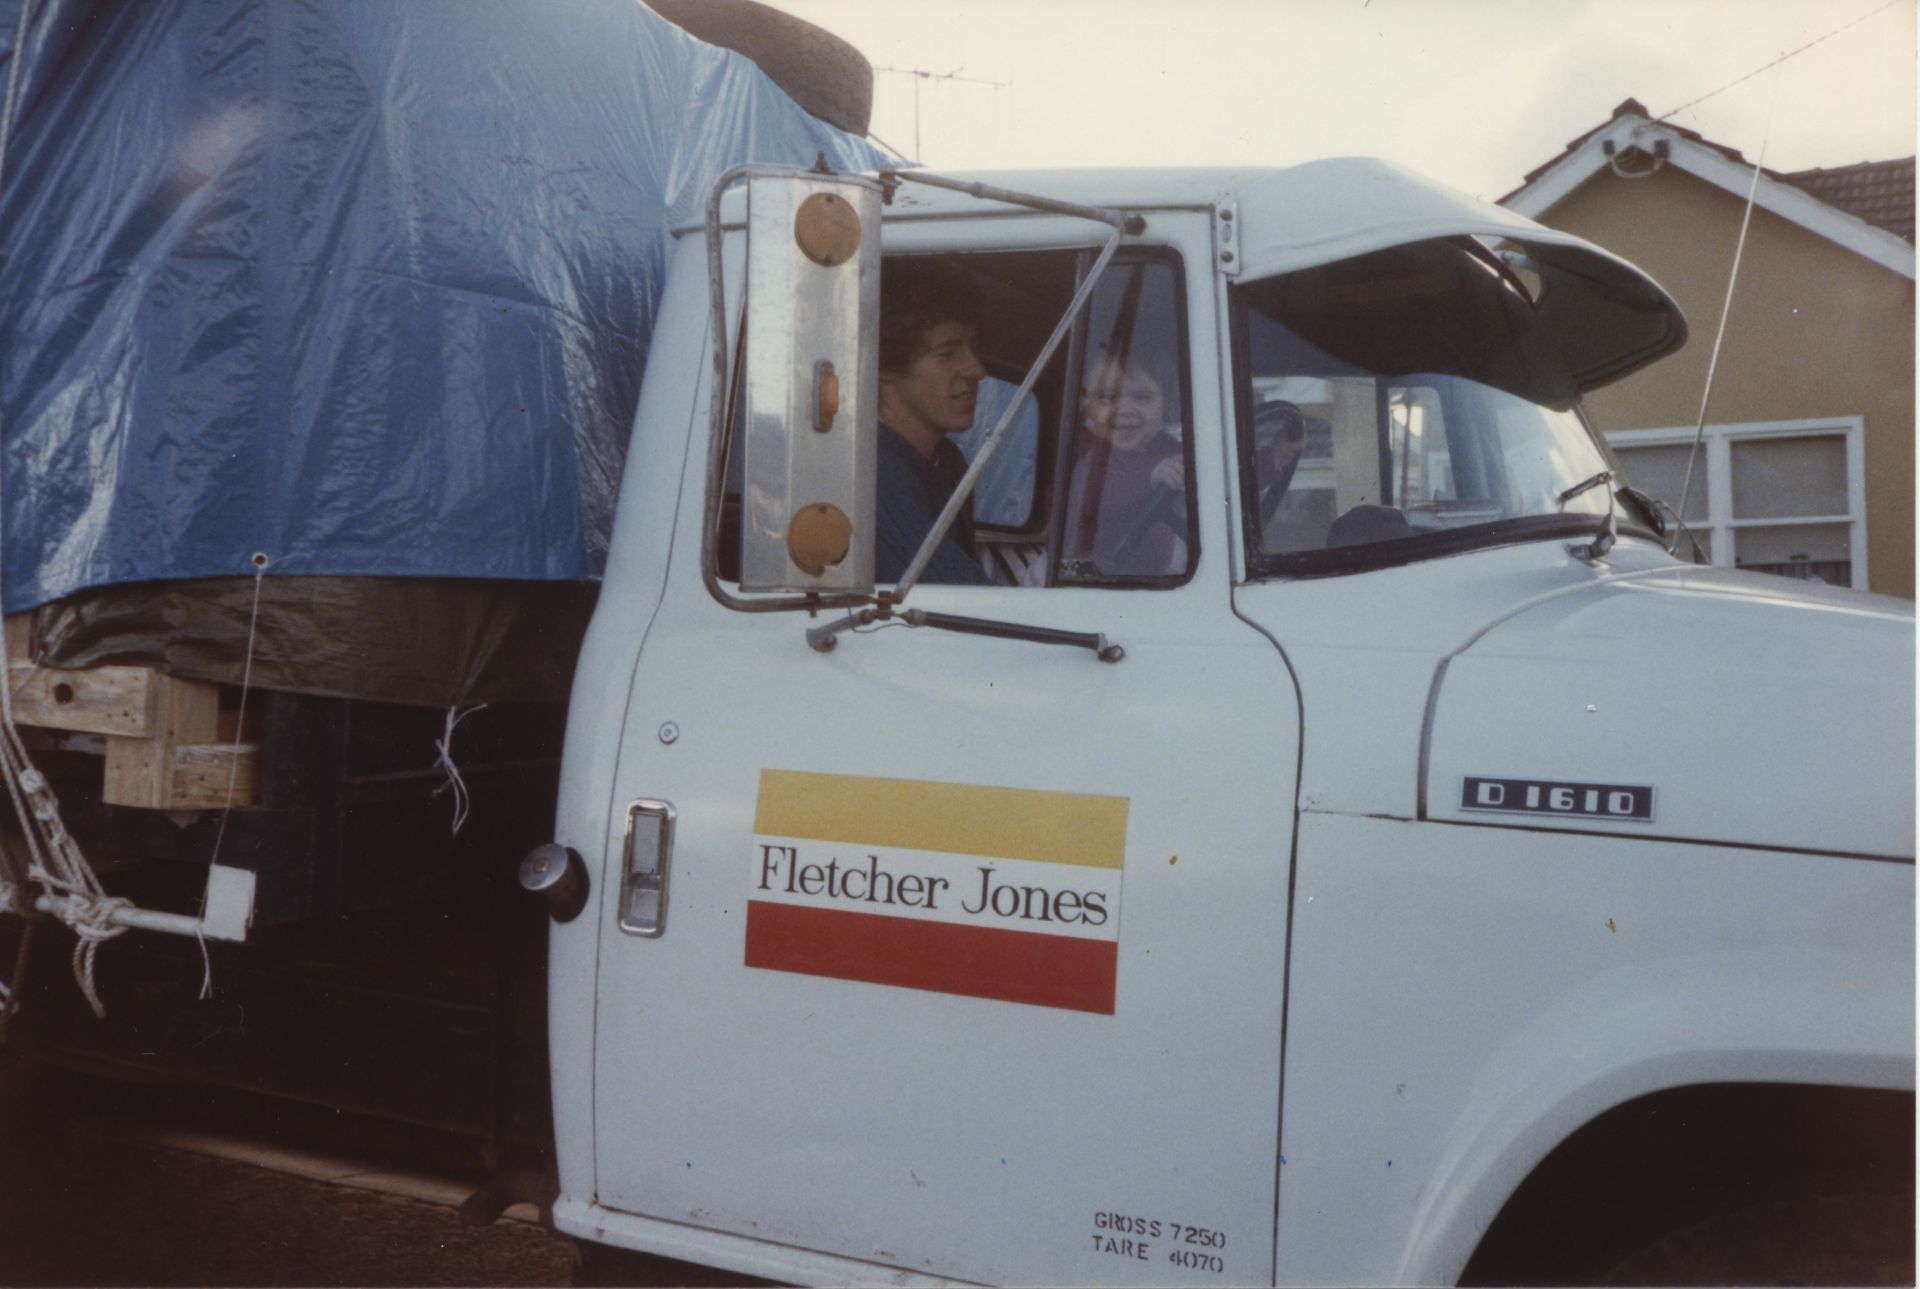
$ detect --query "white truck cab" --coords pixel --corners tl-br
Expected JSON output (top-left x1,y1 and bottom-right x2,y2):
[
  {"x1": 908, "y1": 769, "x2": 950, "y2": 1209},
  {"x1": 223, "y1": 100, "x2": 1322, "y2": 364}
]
[{"x1": 540, "y1": 162, "x2": 1914, "y2": 1286}]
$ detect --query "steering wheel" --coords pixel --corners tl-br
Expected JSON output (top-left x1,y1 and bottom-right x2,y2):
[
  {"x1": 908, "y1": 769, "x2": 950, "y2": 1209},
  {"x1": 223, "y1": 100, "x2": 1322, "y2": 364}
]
[
  {"x1": 1257, "y1": 451, "x2": 1302, "y2": 530},
  {"x1": 1109, "y1": 482, "x2": 1184, "y2": 569},
  {"x1": 1253, "y1": 400, "x2": 1306, "y2": 531}
]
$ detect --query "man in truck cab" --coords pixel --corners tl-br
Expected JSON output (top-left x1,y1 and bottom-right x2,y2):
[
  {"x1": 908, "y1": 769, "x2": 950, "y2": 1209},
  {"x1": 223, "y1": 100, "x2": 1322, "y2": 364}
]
[{"x1": 874, "y1": 260, "x2": 994, "y2": 585}]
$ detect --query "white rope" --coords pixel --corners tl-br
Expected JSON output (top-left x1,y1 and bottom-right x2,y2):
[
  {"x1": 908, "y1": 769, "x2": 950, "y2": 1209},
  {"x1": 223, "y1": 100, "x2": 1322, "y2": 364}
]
[
  {"x1": 207, "y1": 553, "x2": 268, "y2": 870},
  {"x1": 433, "y1": 703, "x2": 487, "y2": 837},
  {"x1": 196, "y1": 551, "x2": 270, "y2": 1000},
  {"x1": 62, "y1": 891, "x2": 131, "y2": 1016}
]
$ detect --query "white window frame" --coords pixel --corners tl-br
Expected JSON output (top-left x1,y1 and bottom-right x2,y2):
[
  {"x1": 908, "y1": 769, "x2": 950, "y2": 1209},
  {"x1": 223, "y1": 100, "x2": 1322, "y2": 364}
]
[{"x1": 1606, "y1": 416, "x2": 1868, "y2": 590}]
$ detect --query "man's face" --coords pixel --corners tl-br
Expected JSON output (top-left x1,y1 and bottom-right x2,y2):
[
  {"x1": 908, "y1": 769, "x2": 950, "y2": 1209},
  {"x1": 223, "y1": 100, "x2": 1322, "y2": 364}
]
[{"x1": 880, "y1": 321, "x2": 986, "y2": 442}]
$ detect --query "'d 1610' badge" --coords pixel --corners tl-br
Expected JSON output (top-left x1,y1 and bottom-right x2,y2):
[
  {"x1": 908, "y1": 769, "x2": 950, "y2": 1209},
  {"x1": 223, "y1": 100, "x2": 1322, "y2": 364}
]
[{"x1": 1462, "y1": 776, "x2": 1654, "y2": 822}]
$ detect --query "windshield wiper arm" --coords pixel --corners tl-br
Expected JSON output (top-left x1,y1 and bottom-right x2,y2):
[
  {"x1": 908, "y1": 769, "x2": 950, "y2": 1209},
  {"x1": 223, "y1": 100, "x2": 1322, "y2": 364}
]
[
  {"x1": 1558, "y1": 470, "x2": 1612, "y2": 504},
  {"x1": 1560, "y1": 470, "x2": 1617, "y2": 562},
  {"x1": 807, "y1": 605, "x2": 1124, "y2": 662},
  {"x1": 879, "y1": 172, "x2": 1145, "y2": 604}
]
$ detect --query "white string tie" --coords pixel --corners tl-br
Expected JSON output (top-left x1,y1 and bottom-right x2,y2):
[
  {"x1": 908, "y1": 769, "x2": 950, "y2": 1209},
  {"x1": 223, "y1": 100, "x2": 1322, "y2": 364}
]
[
  {"x1": 195, "y1": 922, "x2": 213, "y2": 1003},
  {"x1": 433, "y1": 703, "x2": 487, "y2": 837}
]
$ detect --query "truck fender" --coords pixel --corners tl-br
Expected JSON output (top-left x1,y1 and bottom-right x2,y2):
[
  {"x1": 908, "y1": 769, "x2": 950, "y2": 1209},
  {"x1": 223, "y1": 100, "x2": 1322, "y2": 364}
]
[{"x1": 1391, "y1": 949, "x2": 1911, "y2": 1284}]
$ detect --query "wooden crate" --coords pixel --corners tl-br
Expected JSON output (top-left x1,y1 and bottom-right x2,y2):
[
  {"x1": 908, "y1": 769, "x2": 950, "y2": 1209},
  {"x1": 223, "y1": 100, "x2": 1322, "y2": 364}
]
[{"x1": 4, "y1": 613, "x2": 257, "y2": 809}]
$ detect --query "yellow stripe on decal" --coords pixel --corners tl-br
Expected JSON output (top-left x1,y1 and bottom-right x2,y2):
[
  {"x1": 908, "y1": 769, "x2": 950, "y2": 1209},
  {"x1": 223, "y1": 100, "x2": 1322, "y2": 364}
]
[{"x1": 755, "y1": 770, "x2": 1128, "y2": 869}]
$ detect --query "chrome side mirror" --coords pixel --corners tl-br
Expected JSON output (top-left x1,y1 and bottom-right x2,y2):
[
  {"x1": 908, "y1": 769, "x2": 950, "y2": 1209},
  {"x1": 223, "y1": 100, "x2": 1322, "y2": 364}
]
[{"x1": 738, "y1": 170, "x2": 882, "y2": 594}]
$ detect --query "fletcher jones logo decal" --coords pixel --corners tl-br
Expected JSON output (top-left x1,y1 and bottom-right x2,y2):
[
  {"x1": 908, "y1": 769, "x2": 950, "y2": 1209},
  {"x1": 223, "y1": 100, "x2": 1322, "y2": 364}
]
[
  {"x1": 746, "y1": 770, "x2": 1128, "y2": 1014},
  {"x1": 1462, "y1": 776, "x2": 1654, "y2": 822}
]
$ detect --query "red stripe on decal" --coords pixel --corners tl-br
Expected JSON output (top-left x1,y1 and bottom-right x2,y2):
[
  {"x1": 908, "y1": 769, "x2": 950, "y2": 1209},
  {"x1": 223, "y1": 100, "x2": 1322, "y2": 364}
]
[{"x1": 745, "y1": 900, "x2": 1116, "y2": 1015}]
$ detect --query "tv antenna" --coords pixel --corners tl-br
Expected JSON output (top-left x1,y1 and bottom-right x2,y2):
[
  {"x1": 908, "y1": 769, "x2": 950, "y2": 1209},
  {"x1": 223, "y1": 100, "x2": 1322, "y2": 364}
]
[{"x1": 875, "y1": 65, "x2": 1010, "y2": 161}]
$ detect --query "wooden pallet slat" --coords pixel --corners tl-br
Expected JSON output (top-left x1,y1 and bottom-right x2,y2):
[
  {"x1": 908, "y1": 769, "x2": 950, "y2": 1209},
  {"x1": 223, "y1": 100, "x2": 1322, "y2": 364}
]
[
  {"x1": 169, "y1": 743, "x2": 261, "y2": 810},
  {"x1": 3, "y1": 613, "x2": 259, "y2": 810},
  {"x1": 7, "y1": 661, "x2": 161, "y2": 736},
  {"x1": 104, "y1": 673, "x2": 221, "y2": 809}
]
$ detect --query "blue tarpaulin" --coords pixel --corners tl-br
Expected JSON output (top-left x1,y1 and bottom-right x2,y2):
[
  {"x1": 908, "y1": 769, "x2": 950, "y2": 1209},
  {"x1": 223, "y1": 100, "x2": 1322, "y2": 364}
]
[{"x1": 0, "y1": 0, "x2": 885, "y2": 612}]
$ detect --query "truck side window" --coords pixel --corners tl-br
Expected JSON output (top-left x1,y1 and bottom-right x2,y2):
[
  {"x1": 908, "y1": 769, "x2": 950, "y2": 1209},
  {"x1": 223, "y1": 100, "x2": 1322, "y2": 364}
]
[
  {"x1": 716, "y1": 250, "x2": 1078, "y2": 588},
  {"x1": 713, "y1": 250, "x2": 1193, "y2": 590},
  {"x1": 1054, "y1": 258, "x2": 1194, "y2": 585}
]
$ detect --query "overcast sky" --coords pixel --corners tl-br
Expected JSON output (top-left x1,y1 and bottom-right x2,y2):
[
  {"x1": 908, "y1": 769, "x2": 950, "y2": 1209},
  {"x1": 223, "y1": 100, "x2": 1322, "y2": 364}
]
[{"x1": 761, "y1": 0, "x2": 1915, "y2": 201}]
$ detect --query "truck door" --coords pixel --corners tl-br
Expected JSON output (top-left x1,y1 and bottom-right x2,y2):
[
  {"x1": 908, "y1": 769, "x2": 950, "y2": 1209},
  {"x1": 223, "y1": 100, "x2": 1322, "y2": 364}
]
[{"x1": 590, "y1": 218, "x2": 1299, "y2": 1286}]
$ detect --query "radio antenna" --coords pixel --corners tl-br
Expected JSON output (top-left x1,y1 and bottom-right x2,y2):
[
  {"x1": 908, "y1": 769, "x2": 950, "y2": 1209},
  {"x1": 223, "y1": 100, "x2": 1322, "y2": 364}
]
[
  {"x1": 875, "y1": 65, "x2": 1010, "y2": 161},
  {"x1": 1672, "y1": 62, "x2": 1784, "y2": 543}
]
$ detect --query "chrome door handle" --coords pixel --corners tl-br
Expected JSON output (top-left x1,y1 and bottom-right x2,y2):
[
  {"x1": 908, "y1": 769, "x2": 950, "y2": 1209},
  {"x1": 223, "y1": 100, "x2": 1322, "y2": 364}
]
[{"x1": 618, "y1": 799, "x2": 675, "y2": 937}]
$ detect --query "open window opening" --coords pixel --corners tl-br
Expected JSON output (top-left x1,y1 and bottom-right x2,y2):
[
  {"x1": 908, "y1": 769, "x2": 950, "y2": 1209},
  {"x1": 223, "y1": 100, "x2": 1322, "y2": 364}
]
[
  {"x1": 714, "y1": 247, "x2": 1195, "y2": 591},
  {"x1": 1049, "y1": 255, "x2": 1196, "y2": 587}
]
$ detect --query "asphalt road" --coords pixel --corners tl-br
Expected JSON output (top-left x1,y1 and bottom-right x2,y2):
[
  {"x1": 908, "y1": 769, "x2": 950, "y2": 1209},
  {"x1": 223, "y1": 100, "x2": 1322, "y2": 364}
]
[
  {"x1": 0, "y1": 1122, "x2": 577, "y2": 1287},
  {"x1": 0, "y1": 1073, "x2": 761, "y2": 1288}
]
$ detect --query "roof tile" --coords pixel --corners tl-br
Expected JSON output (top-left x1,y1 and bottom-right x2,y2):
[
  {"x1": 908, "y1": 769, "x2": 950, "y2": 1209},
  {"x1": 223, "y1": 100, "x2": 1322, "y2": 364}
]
[{"x1": 1782, "y1": 158, "x2": 1915, "y2": 242}]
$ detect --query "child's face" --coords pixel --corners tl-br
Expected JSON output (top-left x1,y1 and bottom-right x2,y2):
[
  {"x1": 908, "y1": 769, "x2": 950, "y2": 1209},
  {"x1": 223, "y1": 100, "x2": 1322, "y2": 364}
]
[{"x1": 1082, "y1": 363, "x2": 1165, "y2": 453}]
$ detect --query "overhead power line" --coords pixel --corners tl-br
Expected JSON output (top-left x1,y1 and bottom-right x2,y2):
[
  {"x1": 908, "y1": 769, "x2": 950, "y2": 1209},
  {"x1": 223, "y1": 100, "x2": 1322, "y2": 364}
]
[{"x1": 1658, "y1": 0, "x2": 1903, "y2": 123}]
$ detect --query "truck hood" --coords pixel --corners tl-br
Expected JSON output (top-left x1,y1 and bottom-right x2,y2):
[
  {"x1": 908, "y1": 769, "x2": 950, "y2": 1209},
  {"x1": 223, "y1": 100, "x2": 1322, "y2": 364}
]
[{"x1": 1424, "y1": 566, "x2": 1915, "y2": 860}]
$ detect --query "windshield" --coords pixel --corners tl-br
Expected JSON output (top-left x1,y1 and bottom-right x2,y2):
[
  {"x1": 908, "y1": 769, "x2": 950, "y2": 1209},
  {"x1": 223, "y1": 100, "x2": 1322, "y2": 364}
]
[{"x1": 1236, "y1": 239, "x2": 1621, "y2": 576}]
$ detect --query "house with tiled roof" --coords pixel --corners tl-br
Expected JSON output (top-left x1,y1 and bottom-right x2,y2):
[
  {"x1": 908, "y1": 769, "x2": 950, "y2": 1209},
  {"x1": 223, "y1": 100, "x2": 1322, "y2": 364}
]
[
  {"x1": 1783, "y1": 157, "x2": 1916, "y2": 242},
  {"x1": 1502, "y1": 99, "x2": 1915, "y2": 597}
]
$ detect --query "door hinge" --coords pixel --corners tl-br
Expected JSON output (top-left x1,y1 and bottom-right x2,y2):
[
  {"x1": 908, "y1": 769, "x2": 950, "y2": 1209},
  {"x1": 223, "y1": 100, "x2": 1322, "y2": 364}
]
[{"x1": 1214, "y1": 200, "x2": 1241, "y2": 277}]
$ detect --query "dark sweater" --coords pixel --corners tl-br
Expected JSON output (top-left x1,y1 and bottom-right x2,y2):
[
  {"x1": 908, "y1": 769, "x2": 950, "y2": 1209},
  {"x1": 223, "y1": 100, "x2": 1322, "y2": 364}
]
[{"x1": 874, "y1": 426, "x2": 991, "y2": 585}]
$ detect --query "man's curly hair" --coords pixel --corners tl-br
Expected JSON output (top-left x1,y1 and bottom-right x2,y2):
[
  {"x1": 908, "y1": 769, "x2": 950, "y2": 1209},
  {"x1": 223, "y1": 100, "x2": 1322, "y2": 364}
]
[{"x1": 879, "y1": 259, "x2": 982, "y2": 374}]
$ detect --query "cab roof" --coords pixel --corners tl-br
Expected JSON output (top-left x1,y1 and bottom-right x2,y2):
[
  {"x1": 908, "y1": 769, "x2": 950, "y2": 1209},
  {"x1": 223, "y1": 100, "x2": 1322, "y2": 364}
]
[
  {"x1": 716, "y1": 157, "x2": 1689, "y2": 392},
  {"x1": 885, "y1": 159, "x2": 1562, "y2": 273}
]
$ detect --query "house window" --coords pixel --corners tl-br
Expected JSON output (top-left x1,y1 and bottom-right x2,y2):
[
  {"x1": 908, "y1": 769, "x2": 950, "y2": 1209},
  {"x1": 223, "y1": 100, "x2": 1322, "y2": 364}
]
[{"x1": 1607, "y1": 418, "x2": 1867, "y2": 589}]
